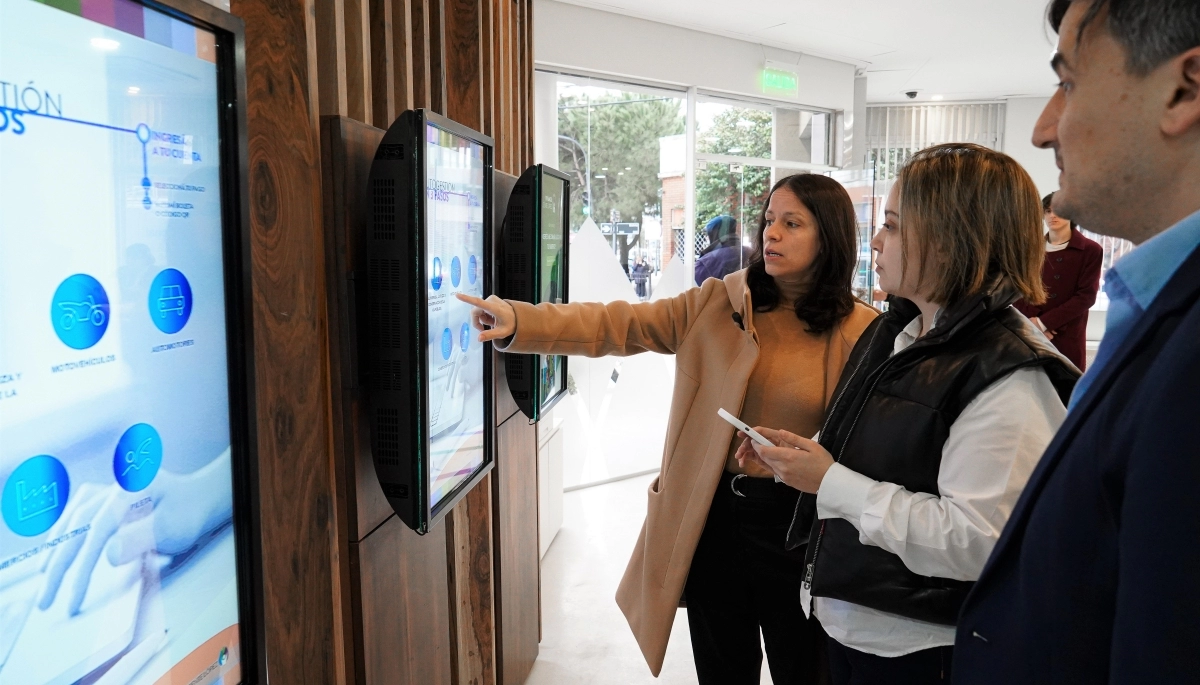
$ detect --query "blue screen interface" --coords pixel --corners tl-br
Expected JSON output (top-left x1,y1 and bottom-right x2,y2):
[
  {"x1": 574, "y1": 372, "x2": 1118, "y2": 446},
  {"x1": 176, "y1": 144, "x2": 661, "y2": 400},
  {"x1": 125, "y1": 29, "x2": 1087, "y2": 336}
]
[
  {"x1": 0, "y1": 0, "x2": 244, "y2": 682},
  {"x1": 424, "y1": 122, "x2": 487, "y2": 511}
]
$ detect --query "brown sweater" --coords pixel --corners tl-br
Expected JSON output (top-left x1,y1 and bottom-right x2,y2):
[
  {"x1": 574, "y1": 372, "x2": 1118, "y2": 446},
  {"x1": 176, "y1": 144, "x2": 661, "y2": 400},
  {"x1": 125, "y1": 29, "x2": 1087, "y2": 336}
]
[{"x1": 726, "y1": 304, "x2": 832, "y2": 473}]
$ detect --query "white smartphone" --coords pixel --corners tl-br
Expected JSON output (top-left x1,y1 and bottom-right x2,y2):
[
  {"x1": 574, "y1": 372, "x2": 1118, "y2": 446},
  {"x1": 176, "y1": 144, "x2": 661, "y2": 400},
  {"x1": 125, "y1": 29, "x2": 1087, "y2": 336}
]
[{"x1": 717, "y1": 408, "x2": 774, "y2": 447}]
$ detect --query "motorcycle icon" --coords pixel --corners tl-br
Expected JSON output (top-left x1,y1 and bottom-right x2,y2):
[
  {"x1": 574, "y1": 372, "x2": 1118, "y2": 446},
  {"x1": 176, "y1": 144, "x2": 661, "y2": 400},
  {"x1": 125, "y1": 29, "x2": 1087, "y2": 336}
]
[{"x1": 57, "y1": 296, "x2": 107, "y2": 330}]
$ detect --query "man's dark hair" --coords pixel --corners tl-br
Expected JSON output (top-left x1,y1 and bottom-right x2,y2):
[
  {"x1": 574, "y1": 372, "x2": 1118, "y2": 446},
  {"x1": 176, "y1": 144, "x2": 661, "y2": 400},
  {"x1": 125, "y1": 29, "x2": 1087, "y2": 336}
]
[
  {"x1": 1049, "y1": 0, "x2": 1200, "y2": 75},
  {"x1": 746, "y1": 174, "x2": 857, "y2": 335}
]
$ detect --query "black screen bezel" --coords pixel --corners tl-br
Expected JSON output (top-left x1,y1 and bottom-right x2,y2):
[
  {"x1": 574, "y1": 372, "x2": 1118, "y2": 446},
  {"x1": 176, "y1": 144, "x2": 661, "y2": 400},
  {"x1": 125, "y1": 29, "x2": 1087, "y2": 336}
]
[{"x1": 416, "y1": 110, "x2": 496, "y2": 529}]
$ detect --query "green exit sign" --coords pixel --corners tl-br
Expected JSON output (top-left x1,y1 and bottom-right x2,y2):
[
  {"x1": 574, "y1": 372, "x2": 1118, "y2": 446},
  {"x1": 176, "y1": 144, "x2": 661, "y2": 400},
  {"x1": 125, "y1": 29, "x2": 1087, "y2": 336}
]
[{"x1": 761, "y1": 68, "x2": 799, "y2": 96}]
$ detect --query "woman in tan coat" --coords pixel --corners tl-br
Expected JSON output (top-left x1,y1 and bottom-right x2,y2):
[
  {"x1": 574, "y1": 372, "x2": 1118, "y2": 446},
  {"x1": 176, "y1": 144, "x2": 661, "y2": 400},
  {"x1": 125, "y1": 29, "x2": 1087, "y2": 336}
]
[{"x1": 460, "y1": 174, "x2": 877, "y2": 683}]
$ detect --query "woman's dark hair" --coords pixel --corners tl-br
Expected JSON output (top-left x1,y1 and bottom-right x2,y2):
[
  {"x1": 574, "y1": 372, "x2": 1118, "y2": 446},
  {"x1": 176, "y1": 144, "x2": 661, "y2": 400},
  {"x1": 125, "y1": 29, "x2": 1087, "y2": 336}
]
[
  {"x1": 1042, "y1": 192, "x2": 1077, "y2": 229},
  {"x1": 746, "y1": 174, "x2": 858, "y2": 334}
]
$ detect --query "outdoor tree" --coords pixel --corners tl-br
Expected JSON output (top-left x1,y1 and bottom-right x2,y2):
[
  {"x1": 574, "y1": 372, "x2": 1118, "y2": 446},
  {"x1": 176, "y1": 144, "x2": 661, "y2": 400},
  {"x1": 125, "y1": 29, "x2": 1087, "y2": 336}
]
[
  {"x1": 694, "y1": 107, "x2": 773, "y2": 243},
  {"x1": 557, "y1": 93, "x2": 685, "y2": 238}
]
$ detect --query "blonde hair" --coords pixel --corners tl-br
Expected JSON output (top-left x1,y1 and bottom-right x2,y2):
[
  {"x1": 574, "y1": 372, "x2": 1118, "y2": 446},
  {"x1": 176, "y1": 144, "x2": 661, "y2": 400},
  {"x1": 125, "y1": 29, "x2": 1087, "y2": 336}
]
[{"x1": 896, "y1": 143, "x2": 1046, "y2": 307}]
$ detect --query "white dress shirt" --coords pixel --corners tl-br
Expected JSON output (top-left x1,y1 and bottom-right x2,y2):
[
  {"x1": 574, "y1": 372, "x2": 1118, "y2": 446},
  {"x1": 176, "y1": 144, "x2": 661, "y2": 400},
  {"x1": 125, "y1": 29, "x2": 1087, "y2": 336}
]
[{"x1": 812, "y1": 313, "x2": 1067, "y2": 657}]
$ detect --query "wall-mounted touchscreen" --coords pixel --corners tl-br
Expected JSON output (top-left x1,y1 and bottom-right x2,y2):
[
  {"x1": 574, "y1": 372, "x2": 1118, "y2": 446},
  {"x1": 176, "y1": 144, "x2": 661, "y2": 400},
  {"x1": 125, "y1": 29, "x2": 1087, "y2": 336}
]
[
  {"x1": 500, "y1": 164, "x2": 570, "y2": 422},
  {"x1": 0, "y1": 0, "x2": 252, "y2": 683},
  {"x1": 424, "y1": 123, "x2": 487, "y2": 510},
  {"x1": 365, "y1": 109, "x2": 494, "y2": 535}
]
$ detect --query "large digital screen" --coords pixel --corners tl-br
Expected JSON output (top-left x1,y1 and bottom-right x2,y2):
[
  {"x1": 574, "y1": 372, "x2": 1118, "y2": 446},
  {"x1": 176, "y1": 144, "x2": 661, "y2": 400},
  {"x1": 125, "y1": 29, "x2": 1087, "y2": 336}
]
[
  {"x1": 424, "y1": 123, "x2": 486, "y2": 512},
  {"x1": 0, "y1": 0, "x2": 245, "y2": 683},
  {"x1": 538, "y1": 176, "x2": 567, "y2": 409}
]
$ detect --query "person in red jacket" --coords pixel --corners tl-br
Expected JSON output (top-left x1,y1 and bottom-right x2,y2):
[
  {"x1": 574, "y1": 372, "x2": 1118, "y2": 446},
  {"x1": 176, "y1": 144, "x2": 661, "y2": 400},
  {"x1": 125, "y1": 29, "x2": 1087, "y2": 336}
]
[{"x1": 1015, "y1": 192, "x2": 1103, "y2": 370}]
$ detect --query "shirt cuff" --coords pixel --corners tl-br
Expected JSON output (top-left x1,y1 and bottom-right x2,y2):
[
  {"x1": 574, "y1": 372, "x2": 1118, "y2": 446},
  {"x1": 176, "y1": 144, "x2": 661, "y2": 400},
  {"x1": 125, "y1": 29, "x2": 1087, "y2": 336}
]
[{"x1": 816, "y1": 463, "x2": 877, "y2": 524}]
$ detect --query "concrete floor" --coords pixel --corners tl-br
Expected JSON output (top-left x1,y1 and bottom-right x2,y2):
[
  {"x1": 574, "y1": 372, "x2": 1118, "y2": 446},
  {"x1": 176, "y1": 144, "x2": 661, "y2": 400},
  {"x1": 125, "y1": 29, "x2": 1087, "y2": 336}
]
[{"x1": 527, "y1": 473, "x2": 773, "y2": 685}]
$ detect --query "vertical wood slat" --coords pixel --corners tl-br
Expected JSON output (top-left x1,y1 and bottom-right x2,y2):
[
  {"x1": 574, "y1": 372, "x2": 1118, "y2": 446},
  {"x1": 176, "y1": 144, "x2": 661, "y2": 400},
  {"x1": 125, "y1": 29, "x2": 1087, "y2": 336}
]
[
  {"x1": 444, "y1": 5, "x2": 496, "y2": 685},
  {"x1": 411, "y1": 0, "x2": 433, "y2": 109},
  {"x1": 480, "y1": 0, "x2": 494, "y2": 138},
  {"x1": 445, "y1": 0, "x2": 483, "y2": 130},
  {"x1": 429, "y1": 0, "x2": 447, "y2": 114},
  {"x1": 368, "y1": 0, "x2": 394, "y2": 128},
  {"x1": 344, "y1": 0, "x2": 372, "y2": 122},
  {"x1": 393, "y1": 0, "x2": 415, "y2": 112},
  {"x1": 229, "y1": 0, "x2": 338, "y2": 682},
  {"x1": 315, "y1": 0, "x2": 349, "y2": 116}
]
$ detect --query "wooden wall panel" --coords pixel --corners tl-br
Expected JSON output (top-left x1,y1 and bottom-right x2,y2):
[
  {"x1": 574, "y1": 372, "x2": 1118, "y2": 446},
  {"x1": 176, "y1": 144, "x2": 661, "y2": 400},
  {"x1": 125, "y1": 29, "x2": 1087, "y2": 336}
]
[
  {"x1": 239, "y1": 0, "x2": 537, "y2": 678},
  {"x1": 492, "y1": 415, "x2": 540, "y2": 685},
  {"x1": 230, "y1": 0, "x2": 338, "y2": 681},
  {"x1": 358, "y1": 515, "x2": 455, "y2": 684},
  {"x1": 320, "y1": 116, "x2": 395, "y2": 544}
]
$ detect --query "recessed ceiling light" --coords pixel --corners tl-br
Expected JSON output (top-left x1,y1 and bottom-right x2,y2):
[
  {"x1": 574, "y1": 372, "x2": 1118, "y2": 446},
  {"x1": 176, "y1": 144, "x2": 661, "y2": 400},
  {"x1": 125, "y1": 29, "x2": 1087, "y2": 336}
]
[
  {"x1": 932, "y1": 95, "x2": 944, "y2": 101},
  {"x1": 91, "y1": 37, "x2": 120, "y2": 51},
  {"x1": 625, "y1": 167, "x2": 631, "y2": 171},
  {"x1": 127, "y1": 86, "x2": 140, "y2": 94},
  {"x1": 601, "y1": 167, "x2": 609, "y2": 171}
]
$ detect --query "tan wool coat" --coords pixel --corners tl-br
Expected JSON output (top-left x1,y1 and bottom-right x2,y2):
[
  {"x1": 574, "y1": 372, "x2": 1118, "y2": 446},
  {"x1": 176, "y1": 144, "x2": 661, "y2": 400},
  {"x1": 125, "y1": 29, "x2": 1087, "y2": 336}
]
[{"x1": 496, "y1": 270, "x2": 878, "y2": 675}]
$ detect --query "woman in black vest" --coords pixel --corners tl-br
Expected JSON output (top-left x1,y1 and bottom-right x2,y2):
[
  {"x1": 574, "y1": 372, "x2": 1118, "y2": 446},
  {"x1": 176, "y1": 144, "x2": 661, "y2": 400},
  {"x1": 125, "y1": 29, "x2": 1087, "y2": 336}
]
[{"x1": 736, "y1": 144, "x2": 1080, "y2": 685}]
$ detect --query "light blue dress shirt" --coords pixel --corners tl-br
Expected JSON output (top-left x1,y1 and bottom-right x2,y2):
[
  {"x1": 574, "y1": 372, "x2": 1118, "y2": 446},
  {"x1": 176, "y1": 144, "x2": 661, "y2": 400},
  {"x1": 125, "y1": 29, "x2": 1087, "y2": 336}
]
[{"x1": 1069, "y1": 209, "x2": 1200, "y2": 408}]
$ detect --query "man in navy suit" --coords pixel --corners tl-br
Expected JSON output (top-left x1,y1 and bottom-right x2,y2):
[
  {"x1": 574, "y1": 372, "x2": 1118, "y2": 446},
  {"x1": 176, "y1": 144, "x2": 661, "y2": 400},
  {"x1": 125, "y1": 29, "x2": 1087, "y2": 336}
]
[{"x1": 954, "y1": 1, "x2": 1200, "y2": 683}]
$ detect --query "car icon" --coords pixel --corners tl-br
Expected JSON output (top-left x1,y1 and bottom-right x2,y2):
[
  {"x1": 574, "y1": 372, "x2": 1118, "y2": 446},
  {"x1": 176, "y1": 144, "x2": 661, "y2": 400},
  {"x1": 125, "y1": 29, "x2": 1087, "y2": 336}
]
[{"x1": 158, "y1": 285, "x2": 186, "y2": 318}]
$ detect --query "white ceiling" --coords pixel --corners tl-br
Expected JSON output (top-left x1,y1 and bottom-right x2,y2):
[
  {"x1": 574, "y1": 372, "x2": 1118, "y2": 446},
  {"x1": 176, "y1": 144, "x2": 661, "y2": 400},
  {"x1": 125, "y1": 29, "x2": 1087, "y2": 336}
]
[{"x1": 553, "y1": 0, "x2": 1062, "y2": 103}]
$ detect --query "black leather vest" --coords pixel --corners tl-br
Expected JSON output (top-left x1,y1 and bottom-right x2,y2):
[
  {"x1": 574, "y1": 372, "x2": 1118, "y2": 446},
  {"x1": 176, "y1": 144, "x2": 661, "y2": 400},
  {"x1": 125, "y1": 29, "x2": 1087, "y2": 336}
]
[{"x1": 789, "y1": 287, "x2": 1079, "y2": 626}]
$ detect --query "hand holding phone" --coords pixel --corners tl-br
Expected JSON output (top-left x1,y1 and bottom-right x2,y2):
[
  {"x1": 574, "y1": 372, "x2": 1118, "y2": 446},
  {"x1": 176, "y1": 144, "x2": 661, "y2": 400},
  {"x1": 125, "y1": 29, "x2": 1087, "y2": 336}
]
[{"x1": 717, "y1": 408, "x2": 774, "y2": 447}]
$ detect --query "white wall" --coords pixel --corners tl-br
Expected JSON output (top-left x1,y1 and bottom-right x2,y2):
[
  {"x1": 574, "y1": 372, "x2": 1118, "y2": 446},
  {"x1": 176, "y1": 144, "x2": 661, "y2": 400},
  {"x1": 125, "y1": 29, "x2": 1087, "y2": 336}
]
[
  {"x1": 533, "y1": 0, "x2": 857, "y2": 116},
  {"x1": 1003, "y1": 97, "x2": 1058, "y2": 199}
]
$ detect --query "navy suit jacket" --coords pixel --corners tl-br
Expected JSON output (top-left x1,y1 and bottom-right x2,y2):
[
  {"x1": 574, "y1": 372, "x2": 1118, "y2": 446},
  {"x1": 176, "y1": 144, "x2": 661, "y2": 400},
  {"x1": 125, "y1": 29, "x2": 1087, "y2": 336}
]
[{"x1": 954, "y1": 245, "x2": 1200, "y2": 684}]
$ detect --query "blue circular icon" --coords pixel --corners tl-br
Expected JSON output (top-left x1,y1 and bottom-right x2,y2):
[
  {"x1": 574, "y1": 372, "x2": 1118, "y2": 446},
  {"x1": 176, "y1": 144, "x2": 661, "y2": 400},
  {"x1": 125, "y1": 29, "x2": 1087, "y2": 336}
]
[
  {"x1": 113, "y1": 424, "x2": 163, "y2": 492},
  {"x1": 2, "y1": 455, "x2": 70, "y2": 537},
  {"x1": 451, "y1": 256, "x2": 462, "y2": 288},
  {"x1": 51, "y1": 274, "x2": 110, "y2": 350},
  {"x1": 135, "y1": 123, "x2": 152, "y2": 144},
  {"x1": 468, "y1": 255, "x2": 478, "y2": 285},
  {"x1": 441, "y1": 328, "x2": 453, "y2": 360},
  {"x1": 460, "y1": 323, "x2": 471, "y2": 352},
  {"x1": 431, "y1": 257, "x2": 444, "y2": 291},
  {"x1": 148, "y1": 269, "x2": 193, "y2": 334}
]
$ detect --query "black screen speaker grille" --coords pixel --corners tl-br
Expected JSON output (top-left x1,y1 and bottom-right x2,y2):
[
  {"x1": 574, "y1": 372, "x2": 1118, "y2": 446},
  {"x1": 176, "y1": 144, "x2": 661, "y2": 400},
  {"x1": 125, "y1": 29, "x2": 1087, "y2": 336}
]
[
  {"x1": 375, "y1": 358, "x2": 403, "y2": 390},
  {"x1": 508, "y1": 205, "x2": 526, "y2": 240},
  {"x1": 507, "y1": 253, "x2": 528, "y2": 275},
  {"x1": 369, "y1": 258, "x2": 403, "y2": 292},
  {"x1": 373, "y1": 178, "x2": 396, "y2": 240},
  {"x1": 370, "y1": 301, "x2": 406, "y2": 348},
  {"x1": 376, "y1": 408, "x2": 401, "y2": 466},
  {"x1": 508, "y1": 355, "x2": 527, "y2": 381}
]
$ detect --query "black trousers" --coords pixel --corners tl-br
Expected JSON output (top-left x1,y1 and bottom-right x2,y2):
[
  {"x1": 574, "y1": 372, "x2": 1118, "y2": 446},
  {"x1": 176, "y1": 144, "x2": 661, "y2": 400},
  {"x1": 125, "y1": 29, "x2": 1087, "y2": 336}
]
[
  {"x1": 685, "y1": 471, "x2": 826, "y2": 685},
  {"x1": 828, "y1": 640, "x2": 952, "y2": 685}
]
